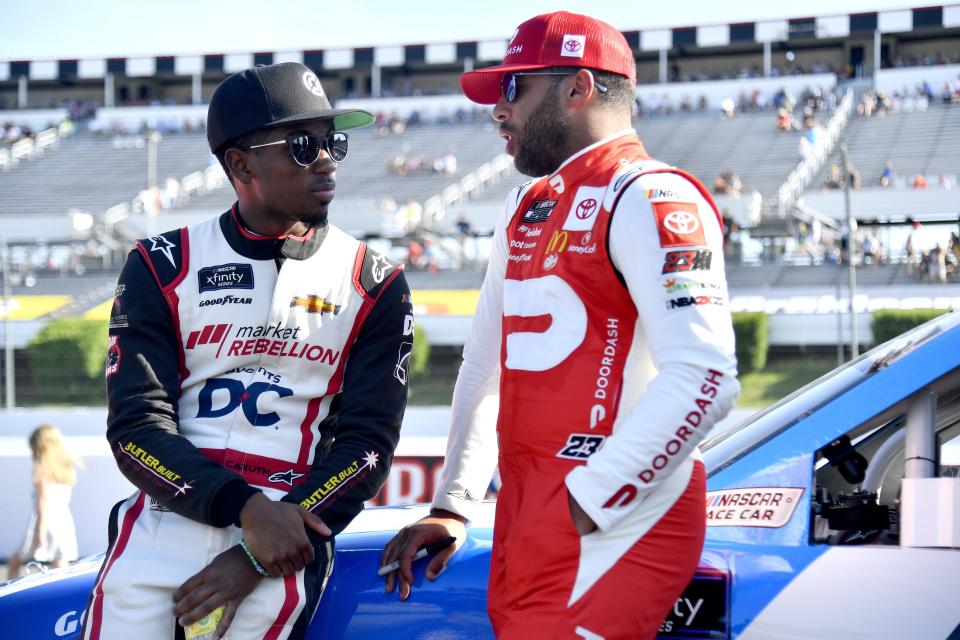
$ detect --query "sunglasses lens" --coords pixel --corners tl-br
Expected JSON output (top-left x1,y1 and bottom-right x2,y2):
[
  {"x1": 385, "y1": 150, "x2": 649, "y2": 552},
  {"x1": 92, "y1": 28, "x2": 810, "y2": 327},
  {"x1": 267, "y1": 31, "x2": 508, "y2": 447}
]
[
  {"x1": 327, "y1": 132, "x2": 348, "y2": 162},
  {"x1": 289, "y1": 134, "x2": 321, "y2": 166},
  {"x1": 500, "y1": 73, "x2": 518, "y2": 102}
]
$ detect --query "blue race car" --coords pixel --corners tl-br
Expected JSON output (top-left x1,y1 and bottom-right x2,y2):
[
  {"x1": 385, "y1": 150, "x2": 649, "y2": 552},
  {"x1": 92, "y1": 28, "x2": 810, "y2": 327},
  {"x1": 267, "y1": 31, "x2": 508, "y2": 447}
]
[{"x1": 4, "y1": 311, "x2": 960, "y2": 639}]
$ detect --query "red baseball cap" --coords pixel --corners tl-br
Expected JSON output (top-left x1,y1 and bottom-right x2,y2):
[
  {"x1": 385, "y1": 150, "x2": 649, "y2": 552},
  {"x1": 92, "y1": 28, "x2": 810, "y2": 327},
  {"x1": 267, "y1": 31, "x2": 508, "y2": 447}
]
[{"x1": 460, "y1": 11, "x2": 636, "y2": 105}]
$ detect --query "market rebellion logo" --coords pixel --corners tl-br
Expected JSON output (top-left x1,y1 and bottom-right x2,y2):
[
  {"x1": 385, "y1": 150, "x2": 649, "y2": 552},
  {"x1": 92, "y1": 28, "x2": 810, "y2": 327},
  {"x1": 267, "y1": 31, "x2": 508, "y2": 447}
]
[{"x1": 198, "y1": 263, "x2": 254, "y2": 293}]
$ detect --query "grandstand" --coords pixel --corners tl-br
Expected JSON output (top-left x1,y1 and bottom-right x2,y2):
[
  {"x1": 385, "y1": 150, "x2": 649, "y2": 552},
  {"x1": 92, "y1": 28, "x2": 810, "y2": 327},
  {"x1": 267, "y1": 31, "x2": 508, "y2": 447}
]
[{"x1": 0, "y1": 3, "x2": 958, "y2": 373}]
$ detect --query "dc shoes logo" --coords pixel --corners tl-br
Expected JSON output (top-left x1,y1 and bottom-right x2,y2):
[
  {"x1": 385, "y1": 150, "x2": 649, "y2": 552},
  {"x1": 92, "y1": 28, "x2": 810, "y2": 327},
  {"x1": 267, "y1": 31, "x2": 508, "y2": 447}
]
[{"x1": 302, "y1": 71, "x2": 324, "y2": 97}]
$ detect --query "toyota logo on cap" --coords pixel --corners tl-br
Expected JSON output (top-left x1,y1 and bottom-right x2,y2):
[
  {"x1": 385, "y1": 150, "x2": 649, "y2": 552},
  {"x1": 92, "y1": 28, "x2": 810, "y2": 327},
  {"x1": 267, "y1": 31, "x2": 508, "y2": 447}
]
[
  {"x1": 564, "y1": 39, "x2": 582, "y2": 52},
  {"x1": 576, "y1": 198, "x2": 598, "y2": 219},
  {"x1": 664, "y1": 210, "x2": 700, "y2": 235}
]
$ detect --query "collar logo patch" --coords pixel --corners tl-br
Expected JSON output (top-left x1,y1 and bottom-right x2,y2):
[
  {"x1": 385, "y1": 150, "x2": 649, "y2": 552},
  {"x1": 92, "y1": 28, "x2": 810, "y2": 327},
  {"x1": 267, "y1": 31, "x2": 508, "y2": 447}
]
[{"x1": 148, "y1": 235, "x2": 177, "y2": 268}]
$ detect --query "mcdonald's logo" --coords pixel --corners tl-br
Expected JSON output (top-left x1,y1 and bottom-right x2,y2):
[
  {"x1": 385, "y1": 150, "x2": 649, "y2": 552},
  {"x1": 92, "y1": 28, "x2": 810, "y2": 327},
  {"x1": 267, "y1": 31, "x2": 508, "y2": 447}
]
[{"x1": 547, "y1": 231, "x2": 569, "y2": 253}]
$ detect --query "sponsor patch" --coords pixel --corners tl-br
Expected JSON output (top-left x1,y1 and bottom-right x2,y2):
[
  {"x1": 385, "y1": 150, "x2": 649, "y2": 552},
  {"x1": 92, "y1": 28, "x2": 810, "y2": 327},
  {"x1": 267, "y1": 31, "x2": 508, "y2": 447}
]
[
  {"x1": 557, "y1": 433, "x2": 606, "y2": 460},
  {"x1": 653, "y1": 202, "x2": 706, "y2": 247},
  {"x1": 119, "y1": 441, "x2": 192, "y2": 495},
  {"x1": 199, "y1": 295, "x2": 252, "y2": 307},
  {"x1": 198, "y1": 263, "x2": 254, "y2": 293},
  {"x1": 114, "y1": 284, "x2": 126, "y2": 297},
  {"x1": 106, "y1": 336, "x2": 121, "y2": 376},
  {"x1": 521, "y1": 199, "x2": 557, "y2": 224},
  {"x1": 563, "y1": 186, "x2": 606, "y2": 232},
  {"x1": 561, "y1": 34, "x2": 586, "y2": 58},
  {"x1": 662, "y1": 249, "x2": 713, "y2": 274},
  {"x1": 706, "y1": 487, "x2": 804, "y2": 528},
  {"x1": 644, "y1": 188, "x2": 682, "y2": 200},
  {"x1": 662, "y1": 278, "x2": 722, "y2": 294},
  {"x1": 108, "y1": 314, "x2": 129, "y2": 329},
  {"x1": 290, "y1": 295, "x2": 341, "y2": 315},
  {"x1": 300, "y1": 451, "x2": 380, "y2": 512},
  {"x1": 186, "y1": 323, "x2": 232, "y2": 350},
  {"x1": 667, "y1": 295, "x2": 724, "y2": 310}
]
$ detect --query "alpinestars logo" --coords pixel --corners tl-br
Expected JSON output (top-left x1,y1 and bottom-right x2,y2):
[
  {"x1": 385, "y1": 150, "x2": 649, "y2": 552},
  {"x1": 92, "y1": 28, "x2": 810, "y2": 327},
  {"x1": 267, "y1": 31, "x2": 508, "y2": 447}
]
[
  {"x1": 149, "y1": 235, "x2": 176, "y2": 267},
  {"x1": 371, "y1": 252, "x2": 392, "y2": 283},
  {"x1": 267, "y1": 469, "x2": 306, "y2": 486}
]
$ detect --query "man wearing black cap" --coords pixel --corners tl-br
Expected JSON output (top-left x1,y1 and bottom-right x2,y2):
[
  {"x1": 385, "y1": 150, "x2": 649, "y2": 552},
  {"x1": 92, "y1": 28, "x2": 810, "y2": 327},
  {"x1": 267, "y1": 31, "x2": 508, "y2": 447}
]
[
  {"x1": 83, "y1": 62, "x2": 412, "y2": 640},
  {"x1": 381, "y1": 11, "x2": 739, "y2": 639}
]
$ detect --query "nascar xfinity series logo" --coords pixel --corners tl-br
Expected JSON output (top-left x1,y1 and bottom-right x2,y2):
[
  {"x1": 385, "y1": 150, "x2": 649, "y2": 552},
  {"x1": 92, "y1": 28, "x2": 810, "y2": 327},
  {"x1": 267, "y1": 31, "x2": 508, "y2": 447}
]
[{"x1": 198, "y1": 263, "x2": 254, "y2": 293}]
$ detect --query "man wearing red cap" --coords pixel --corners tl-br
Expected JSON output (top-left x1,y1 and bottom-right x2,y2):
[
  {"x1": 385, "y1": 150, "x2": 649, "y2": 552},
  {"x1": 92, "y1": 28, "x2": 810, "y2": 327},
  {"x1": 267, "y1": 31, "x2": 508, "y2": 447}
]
[{"x1": 382, "y1": 11, "x2": 739, "y2": 639}]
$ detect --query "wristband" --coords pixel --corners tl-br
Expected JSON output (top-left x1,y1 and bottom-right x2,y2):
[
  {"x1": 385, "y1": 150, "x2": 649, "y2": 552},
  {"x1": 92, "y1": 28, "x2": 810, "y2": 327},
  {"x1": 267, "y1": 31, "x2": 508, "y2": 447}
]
[{"x1": 238, "y1": 539, "x2": 270, "y2": 577}]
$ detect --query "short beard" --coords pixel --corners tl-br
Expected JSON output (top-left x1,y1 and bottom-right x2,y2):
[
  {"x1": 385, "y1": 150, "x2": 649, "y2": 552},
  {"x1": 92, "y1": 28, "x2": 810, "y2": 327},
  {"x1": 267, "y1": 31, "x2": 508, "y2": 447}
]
[
  {"x1": 513, "y1": 82, "x2": 572, "y2": 177},
  {"x1": 267, "y1": 203, "x2": 329, "y2": 231}
]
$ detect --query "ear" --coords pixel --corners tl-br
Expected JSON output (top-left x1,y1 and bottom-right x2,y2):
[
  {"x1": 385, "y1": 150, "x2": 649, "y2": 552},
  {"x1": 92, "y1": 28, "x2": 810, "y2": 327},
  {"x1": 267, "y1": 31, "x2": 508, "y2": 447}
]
[
  {"x1": 567, "y1": 69, "x2": 600, "y2": 109},
  {"x1": 224, "y1": 147, "x2": 255, "y2": 185}
]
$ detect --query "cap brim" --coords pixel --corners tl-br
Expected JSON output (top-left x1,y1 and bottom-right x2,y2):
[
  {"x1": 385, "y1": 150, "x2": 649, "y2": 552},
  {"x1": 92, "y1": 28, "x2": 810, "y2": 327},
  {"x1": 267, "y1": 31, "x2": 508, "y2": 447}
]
[
  {"x1": 265, "y1": 108, "x2": 376, "y2": 133},
  {"x1": 460, "y1": 63, "x2": 550, "y2": 104}
]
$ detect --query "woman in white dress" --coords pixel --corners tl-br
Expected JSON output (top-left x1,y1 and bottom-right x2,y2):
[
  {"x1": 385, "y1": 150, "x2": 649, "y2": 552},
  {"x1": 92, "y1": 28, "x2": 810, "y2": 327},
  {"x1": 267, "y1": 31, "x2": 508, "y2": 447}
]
[{"x1": 8, "y1": 424, "x2": 79, "y2": 578}]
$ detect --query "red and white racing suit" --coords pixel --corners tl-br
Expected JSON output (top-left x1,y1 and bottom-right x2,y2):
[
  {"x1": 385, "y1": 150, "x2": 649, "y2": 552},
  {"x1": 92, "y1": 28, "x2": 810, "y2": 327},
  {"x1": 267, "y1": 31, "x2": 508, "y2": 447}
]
[{"x1": 433, "y1": 131, "x2": 739, "y2": 639}]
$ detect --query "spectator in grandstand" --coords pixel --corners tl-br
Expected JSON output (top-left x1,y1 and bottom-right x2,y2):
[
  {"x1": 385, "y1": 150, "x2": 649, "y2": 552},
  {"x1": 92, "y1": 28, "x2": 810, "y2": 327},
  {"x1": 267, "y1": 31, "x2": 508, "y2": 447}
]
[
  {"x1": 713, "y1": 170, "x2": 743, "y2": 196},
  {"x1": 879, "y1": 161, "x2": 897, "y2": 187},
  {"x1": 847, "y1": 164, "x2": 862, "y2": 190},
  {"x1": 862, "y1": 234, "x2": 877, "y2": 266},
  {"x1": 913, "y1": 172, "x2": 929, "y2": 189},
  {"x1": 720, "y1": 96, "x2": 736, "y2": 118},
  {"x1": 823, "y1": 165, "x2": 844, "y2": 190},
  {"x1": 929, "y1": 244, "x2": 948, "y2": 284},
  {"x1": 776, "y1": 107, "x2": 798, "y2": 131},
  {"x1": 381, "y1": 11, "x2": 738, "y2": 638},
  {"x1": 7, "y1": 424, "x2": 80, "y2": 579},
  {"x1": 84, "y1": 62, "x2": 410, "y2": 640},
  {"x1": 906, "y1": 221, "x2": 921, "y2": 275}
]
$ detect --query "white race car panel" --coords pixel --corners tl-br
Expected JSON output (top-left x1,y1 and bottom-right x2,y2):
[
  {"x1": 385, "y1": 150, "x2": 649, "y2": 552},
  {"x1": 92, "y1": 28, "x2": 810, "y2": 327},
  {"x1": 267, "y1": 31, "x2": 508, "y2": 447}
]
[{"x1": 739, "y1": 547, "x2": 960, "y2": 639}]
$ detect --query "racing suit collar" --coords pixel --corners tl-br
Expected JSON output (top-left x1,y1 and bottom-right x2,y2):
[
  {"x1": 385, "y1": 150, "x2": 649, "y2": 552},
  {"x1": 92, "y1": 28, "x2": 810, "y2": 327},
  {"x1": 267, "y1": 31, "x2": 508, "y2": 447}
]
[
  {"x1": 221, "y1": 204, "x2": 328, "y2": 261},
  {"x1": 548, "y1": 129, "x2": 643, "y2": 179}
]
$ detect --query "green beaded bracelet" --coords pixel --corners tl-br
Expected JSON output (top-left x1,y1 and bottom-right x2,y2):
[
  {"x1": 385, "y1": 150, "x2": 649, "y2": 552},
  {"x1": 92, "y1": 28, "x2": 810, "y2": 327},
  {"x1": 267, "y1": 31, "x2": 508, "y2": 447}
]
[{"x1": 238, "y1": 539, "x2": 270, "y2": 577}]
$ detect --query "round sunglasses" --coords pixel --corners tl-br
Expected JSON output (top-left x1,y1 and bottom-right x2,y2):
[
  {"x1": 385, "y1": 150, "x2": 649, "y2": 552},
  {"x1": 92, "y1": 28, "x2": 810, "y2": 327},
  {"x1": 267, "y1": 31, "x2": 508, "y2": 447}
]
[
  {"x1": 499, "y1": 69, "x2": 608, "y2": 103},
  {"x1": 242, "y1": 131, "x2": 349, "y2": 166}
]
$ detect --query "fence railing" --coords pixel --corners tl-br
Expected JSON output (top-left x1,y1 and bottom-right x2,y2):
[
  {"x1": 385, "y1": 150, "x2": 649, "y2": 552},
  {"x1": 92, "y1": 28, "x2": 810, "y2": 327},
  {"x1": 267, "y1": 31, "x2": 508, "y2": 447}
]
[
  {"x1": 423, "y1": 154, "x2": 515, "y2": 227},
  {"x1": 0, "y1": 126, "x2": 67, "y2": 171},
  {"x1": 775, "y1": 88, "x2": 854, "y2": 217}
]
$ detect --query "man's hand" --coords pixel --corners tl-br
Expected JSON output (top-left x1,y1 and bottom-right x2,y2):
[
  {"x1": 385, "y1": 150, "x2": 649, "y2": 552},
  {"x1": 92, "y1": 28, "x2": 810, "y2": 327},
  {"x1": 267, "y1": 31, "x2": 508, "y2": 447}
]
[
  {"x1": 239, "y1": 493, "x2": 331, "y2": 576},
  {"x1": 380, "y1": 510, "x2": 467, "y2": 601},
  {"x1": 568, "y1": 491, "x2": 598, "y2": 535},
  {"x1": 173, "y1": 545, "x2": 261, "y2": 640}
]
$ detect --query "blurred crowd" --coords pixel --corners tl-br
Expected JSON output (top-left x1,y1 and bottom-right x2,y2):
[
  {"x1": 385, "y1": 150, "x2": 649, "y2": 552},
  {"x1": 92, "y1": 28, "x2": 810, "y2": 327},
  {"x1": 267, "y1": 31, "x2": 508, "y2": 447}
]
[
  {"x1": 387, "y1": 152, "x2": 458, "y2": 177},
  {"x1": 638, "y1": 85, "x2": 838, "y2": 118}
]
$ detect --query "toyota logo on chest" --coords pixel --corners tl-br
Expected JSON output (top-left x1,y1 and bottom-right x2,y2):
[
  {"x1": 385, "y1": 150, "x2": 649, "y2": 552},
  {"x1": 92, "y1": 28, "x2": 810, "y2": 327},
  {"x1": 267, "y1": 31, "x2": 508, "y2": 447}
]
[
  {"x1": 664, "y1": 210, "x2": 700, "y2": 234},
  {"x1": 575, "y1": 198, "x2": 598, "y2": 219}
]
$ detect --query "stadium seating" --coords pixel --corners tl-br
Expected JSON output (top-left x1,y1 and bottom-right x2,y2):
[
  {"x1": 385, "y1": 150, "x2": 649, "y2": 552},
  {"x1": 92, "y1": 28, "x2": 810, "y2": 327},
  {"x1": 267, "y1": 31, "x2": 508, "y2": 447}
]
[
  {"x1": 812, "y1": 102, "x2": 960, "y2": 190},
  {"x1": 0, "y1": 131, "x2": 215, "y2": 221}
]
